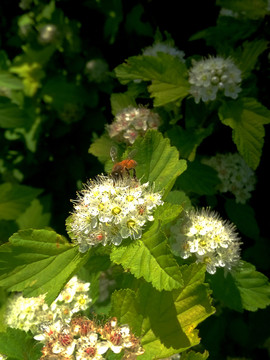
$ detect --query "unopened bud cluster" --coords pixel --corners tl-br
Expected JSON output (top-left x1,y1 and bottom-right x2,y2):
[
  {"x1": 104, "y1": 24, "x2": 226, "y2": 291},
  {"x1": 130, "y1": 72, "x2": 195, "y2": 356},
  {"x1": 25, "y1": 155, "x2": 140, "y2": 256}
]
[
  {"x1": 142, "y1": 42, "x2": 185, "y2": 62},
  {"x1": 202, "y1": 153, "x2": 256, "y2": 204},
  {"x1": 66, "y1": 176, "x2": 163, "y2": 252},
  {"x1": 35, "y1": 316, "x2": 143, "y2": 359},
  {"x1": 5, "y1": 276, "x2": 91, "y2": 334},
  {"x1": 170, "y1": 208, "x2": 241, "y2": 274},
  {"x1": 188, "y1": 56, "x2": 242, "y2": 103},
  {"x1": 107, "y1": 106, "x2": 160, "y2": 145}
]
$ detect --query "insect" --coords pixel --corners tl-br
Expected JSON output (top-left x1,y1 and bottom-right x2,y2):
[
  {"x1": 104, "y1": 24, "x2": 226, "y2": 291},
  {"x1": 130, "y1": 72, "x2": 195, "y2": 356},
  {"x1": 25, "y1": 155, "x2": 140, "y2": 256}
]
[{"x1": 110, "y1": 146, "x2": 137, "y2": 182}]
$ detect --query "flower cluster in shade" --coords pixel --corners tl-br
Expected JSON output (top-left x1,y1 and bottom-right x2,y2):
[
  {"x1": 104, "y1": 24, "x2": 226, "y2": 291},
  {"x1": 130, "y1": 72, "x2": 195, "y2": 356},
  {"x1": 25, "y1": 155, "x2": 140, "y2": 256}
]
[
  {"x1": 170, "y1": 208, "x2": 241, "y2": 274},
  {"x1": 106, "y1": 106, "x2": 160, "y2": 145},
  {"x1": 5, "y1": 276, "x2": 91, "y2": 334},
  {"x1": 35, "y1": 316, "x2": 144, "y2": 359},
  {"x1": 188, "y1": 56, "x2": 242, "y2": 103},
  {"x1": 66, "y1": 176, "x2": 163, "y2": 253},
  {"x1": 202, "y1": 153, "x2": 256, "y2": 204},
  {"x1": 142, "y1": 42, "x2": 185, "y2": 63},
  {"x1": 85, "y1": 59, "x2": 109, "y2": 84}
]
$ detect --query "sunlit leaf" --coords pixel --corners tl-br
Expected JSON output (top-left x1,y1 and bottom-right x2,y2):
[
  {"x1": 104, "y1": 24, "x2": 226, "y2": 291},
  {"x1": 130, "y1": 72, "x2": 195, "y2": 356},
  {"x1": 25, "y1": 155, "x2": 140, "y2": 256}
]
[{"x1": 0, "y1": 229, "x2": 90, "y2": 304}]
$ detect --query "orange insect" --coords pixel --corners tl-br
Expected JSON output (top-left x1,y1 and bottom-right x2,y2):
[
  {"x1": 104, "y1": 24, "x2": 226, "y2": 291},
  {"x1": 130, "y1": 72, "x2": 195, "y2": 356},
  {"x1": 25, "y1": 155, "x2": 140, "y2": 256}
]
[{"x1": 110, "y1": 146, "x2": 137, "y2": 182}]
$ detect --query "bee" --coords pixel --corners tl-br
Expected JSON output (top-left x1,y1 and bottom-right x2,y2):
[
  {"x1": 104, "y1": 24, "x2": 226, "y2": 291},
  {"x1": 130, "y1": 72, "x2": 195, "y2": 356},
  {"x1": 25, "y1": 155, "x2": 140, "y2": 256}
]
[{"x1": 110, "y1": 146, "x2": 137, "y2": 182}]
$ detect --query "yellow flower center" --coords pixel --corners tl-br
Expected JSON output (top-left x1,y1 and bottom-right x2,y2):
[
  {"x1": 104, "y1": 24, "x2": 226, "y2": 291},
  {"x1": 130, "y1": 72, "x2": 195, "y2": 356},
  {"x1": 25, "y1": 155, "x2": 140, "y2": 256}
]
[
  {"x1": 112, "y1": 207, "x2": 122, "y2": 215},
  {"x1": 127, "y1": 220, "x2": 136, "y2": 228},
  {"x1": 126, "y1": 195, "x2": 134, "y2": 202}
]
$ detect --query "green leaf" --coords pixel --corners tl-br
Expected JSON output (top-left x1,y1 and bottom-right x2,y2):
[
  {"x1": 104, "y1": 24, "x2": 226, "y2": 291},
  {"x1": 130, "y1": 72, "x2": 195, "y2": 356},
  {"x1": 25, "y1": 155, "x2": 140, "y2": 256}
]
[
  {"x1": 218, "y1": 97, "x2": 270, "y2": 170},
  {"x1": 0, "y1": 183, "x2": 43, "y2": 221},
  {"x1": 88, "y1": 133, "x2": 116, "y2": 164},
  {"x1": 236, "y1": 40, "x2": 269, "y2": 77},
  {"x1": 0, "y1": 328, "x2": 42, "y2": 360},
  {"x1": 209, "y1": 261, "x2": 270, "y2": 312},
  {"x1": 0, "y1": 71, "x2": 23, "y2": 90},
  {"x1": 114, "y1": 53, "x2": 190, "y2": 106},
  {"x1": 110, "y1": 93, "x2": 137, "y2": 116},
  {"x1": 225, "y1": 199, "x2": 259, "y2": 239},
  {"x1": 154, "y1": 201, "x2": 183, "y2": 225},
  {"x1": 132, "y1": 130, "x2": 187, "y2": 196},
  {"x1": 176, "y1": 160, "x2": 220, "y2": 196},
  {"x1": 0, "y1": 102, "x2": 26, "y2": 128},
  {"x1": 165, "y1": 190, "x2": 192, "y2": 210},
  {"x1": 110, "y1": 220, "x2": 183, "y2": 291},
  {"x1": 16, "y1": 199, "x2": 51, "y2": 230},
  {"x1": 181, "y1": 350, "x2": 209, "y2": 360},
  {"x1": 0, "y1": 229, "x2": 90, "y2": 304},
  {"x1": 110, "y1": 263, "x2": 214, "y2": 359}
]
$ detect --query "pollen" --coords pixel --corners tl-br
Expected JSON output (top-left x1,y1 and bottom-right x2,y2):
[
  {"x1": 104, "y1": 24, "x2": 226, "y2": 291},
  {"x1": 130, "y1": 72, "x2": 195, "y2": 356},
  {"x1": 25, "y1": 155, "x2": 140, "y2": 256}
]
[{"x1": 112, "y1": 207, "x2": 122, "y2": 215}]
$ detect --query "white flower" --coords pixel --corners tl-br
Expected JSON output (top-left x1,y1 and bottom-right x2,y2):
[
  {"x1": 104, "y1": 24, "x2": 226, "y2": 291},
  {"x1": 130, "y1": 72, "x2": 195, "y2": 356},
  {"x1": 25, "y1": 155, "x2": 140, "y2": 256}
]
[
  {"x1": 188, "y1": 56, "x2": 242, "y2": 103},
  {"x1": 202, "y1": 153, "x2": 256, "y2": 204},
  {"x1": 5, "y1": 276, "x2": 92, "y2": 334},
  {"x1": 66, "y1": 176, "x2": 163, "y2": 252},
  {"x1": 106, "y1": 106, "x2": 160, "y2": 145},
  {"x1": 142, "y1": 42, "x2": 185, "y2": 63},
  {"x1": 170, "y1": 208, "x2": 241, "y2": 274}
]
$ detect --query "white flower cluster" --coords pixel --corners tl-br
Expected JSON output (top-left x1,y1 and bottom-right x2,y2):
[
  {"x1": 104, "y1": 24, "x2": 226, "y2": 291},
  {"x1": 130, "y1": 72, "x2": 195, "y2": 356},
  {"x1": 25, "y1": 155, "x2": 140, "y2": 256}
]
[
  {"x1": 5, "y1": 276, "x2": 91, "y2": 334},
  {"x1": 202, "y1": 153, "x2": 256, "y2": 204},
  {"x1": 107, "y1": 106, "x2": 160, "y2": 145},
  {"x1": 0, "y1": 355, "x2": 7, "y2": 360},
  {"x1": 67, "y1": 176, "x2": 163, "y2": 252},
  {"x1": 170, "y1": 208, "x2": 241, "y2": 274},
  {"x1": 188, "y1": 56, "x2": 242, "y2": 103},
  {"x1": 142, "y1": 42, "x2": 185, "y2": 62},
  {"x1": 35, "y1": 316, "x2": 143, "y2": 359}
]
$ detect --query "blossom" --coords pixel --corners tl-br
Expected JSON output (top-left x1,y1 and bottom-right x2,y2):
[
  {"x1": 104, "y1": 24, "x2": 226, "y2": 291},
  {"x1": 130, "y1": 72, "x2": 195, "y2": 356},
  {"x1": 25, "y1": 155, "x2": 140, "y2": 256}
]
[
  {"x1": 202, "y1": 153, "x2": 256, "y2": 204},
  {"x1": 142, "y1": 42, "x2": 185, "y2": 62},
  {"x1": 106, "y1": 106, "x2": 160, "y2": 145},
  {"x1": 188, "y1": 56, "x2": 242, "y2": 103},
  {"x1": 170, "y1": 208, "x2": 241, "y2": 274},
  {"x1": 5, "y1": 276, "x2": 92, "y2": 334},
  {"x1": 66, "y1": 176, "x2": 163, "y2": 252}
]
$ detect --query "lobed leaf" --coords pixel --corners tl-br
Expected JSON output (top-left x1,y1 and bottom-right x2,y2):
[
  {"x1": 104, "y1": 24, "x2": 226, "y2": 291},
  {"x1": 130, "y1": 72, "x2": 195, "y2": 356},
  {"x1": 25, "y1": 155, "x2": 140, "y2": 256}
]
[
  {"x1": 114, "y1": 53, "x2": 190, "y2": 106},
  {"x1": 218, "y1": 97, "x2": 270, "y2": 170},
  {"x1": 0, "y1": 229, "x2": 90, "y2": 304},
  {"x1": 110, "y1": 263, "x2": 214, "y2": 359},
  {"x1": 208, "y1": 261, "x2": 270, "y2": 312},
  {"x1": 110, "y1": 220, "x2": 183, "y2": 291},
  {"x1": 132, "y1": 130, "x2": 187, "y2": 196}
]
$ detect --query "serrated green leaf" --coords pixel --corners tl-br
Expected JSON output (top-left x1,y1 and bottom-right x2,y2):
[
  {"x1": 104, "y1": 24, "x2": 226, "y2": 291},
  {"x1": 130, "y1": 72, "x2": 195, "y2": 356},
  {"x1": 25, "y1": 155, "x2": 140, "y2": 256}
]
[
  {"x1": 0, "y1": 102, "x2": 26, "y2": 128},
  {"x1": 88, "y1": 133, "x2": 116, "y2": 164},
  {"x1": 176, "y1": 160, "x2": 220, "y2": 196},
  {"x1": 110, "y1": 221, "x2": 183, "y2": 291},
  {"x1": 110, "y1": 263, "x2": 214, "y2": 359},
  {"x1": 0, "y1": 183, "x2": 43, "y2": 221},
  {"x1": 237, "y1": 40, "x2": 269, "y2": 76},
  {"x1": 232, "y1": 261, "x2": 270, "y2": 311},
  {"x1": 132, "y1": 130, "x2": 187, "y2": 196},
  {"x1": 209, "y1": 261, "x2": 270, "y2": 312},
  {"x1": 110, "y1": 93, "x2": 137, "y2": 116},
  {"x1": 0, "y1": 229, "x2": 90, "y2": 304},
  {"x1": 154, "y1": 201, "x2": 183, "y2": 225},
  {"x1": 218, "y1": 97, "x2": 270, "y2": 170},
  {"x1": 165, "y1": 190, "x2": 192, "y2": 210},
  {"x1": 225, "y1": 199, "x2": 259, "y2": 239},
  {"x1": 114, "y1": 53, "x2": 190, "y2": 106},
  {"x1": 0, "y1": 328, "x2": 42, "y2": 360},
  {"x1": 181, "y1": 350, "x2": 209, "y2": 360}
]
